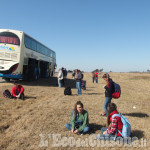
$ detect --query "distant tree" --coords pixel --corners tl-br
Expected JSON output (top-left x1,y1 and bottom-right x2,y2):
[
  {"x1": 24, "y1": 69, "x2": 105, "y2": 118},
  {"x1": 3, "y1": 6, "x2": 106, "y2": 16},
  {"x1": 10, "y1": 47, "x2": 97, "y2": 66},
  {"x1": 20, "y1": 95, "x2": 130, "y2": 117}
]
[
  {"x1": 68, "y1": 70, "x2": 73, "y2": 73},
  {"x1": 147, "y1": 69, "x2": 150, "y2": 72},
  {"x1": 92, "y1": 68, "x2": 103, "y2": 73},
  {"x1": 99, "y1": 68, "x2": 103, "y2": 72}
]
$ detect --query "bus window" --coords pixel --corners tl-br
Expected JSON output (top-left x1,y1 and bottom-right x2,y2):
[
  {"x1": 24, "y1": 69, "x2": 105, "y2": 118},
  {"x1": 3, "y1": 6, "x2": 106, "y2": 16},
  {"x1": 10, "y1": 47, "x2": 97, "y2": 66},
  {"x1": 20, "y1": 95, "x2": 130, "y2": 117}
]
[
  {"x1": 32, "y1": 40, "x2": 37, "y2": 51},
  {"x1": 25, "y1": 35, "x2": 32, "y2": 49},
  {"x1": 0, "y1": 32, "x2": 20, "y2": 45}
]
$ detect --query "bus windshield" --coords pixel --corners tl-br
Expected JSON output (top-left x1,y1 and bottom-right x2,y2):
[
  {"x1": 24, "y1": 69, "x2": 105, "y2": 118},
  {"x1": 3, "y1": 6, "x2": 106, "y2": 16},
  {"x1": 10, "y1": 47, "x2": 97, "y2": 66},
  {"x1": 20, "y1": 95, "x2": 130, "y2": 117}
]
[{"x1": 0, "y1": 32, "x2": 20, "y2": 45}]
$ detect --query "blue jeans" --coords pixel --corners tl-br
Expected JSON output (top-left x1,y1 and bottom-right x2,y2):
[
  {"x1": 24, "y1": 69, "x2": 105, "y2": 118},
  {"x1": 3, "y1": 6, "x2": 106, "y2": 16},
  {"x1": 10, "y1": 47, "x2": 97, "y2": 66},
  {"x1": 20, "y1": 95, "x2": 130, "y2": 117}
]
[
  {"x1": 58, "y1": 79, "x2": 61, "y2": 88},
  {"x1": 104, "y1": 97, "x2": 112, "y2": 116},
  {"x1": 97, "y1": 127, "x2": 115, "y2": 140},
  {"x1": 95, "y1": 77, "x2": 98, "y2": 83},
  {"x1": 76, "y1": 81, "x2": 82, "y2": 95},
  {"x1": 65, "y1": 123, "x2": 90, "y2": 134}
]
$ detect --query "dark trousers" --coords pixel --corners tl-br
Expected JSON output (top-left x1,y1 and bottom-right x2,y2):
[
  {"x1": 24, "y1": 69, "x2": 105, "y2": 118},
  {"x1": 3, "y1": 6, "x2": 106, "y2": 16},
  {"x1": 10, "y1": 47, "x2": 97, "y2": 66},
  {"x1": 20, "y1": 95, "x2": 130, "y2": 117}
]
[
  {"x1": 61, "y1": 79, "x2": 65, "y2": 86},
  {"x1": 16, "y1": 90, "x2": 24, "y2": 100},
  {"x1": 92, "y1": 77, "x2": 95, "y2": 83}
]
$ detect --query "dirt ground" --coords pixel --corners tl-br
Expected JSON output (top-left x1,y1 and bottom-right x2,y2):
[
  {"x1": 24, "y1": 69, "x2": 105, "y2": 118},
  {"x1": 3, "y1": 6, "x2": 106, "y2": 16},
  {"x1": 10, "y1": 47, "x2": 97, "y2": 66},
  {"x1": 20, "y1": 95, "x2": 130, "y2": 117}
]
[{"x1": 0, "y1": 72, "x2": 150, "y2": 150}]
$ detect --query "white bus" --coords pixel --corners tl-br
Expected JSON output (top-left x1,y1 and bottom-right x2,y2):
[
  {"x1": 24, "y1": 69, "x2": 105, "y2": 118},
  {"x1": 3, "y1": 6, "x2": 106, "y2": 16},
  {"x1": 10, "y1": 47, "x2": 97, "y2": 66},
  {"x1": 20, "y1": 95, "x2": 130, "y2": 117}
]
[{"x1": 0, "y1": 29, "x2": 56, "y2": 81}]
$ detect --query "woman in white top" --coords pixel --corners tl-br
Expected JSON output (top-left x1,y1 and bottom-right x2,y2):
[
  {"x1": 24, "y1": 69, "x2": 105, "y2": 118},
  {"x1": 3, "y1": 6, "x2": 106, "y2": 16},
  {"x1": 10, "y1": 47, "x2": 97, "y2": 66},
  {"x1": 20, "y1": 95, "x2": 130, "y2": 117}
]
[{"x1": 57, "y1": 68, "x2": 63, "y2": 88}]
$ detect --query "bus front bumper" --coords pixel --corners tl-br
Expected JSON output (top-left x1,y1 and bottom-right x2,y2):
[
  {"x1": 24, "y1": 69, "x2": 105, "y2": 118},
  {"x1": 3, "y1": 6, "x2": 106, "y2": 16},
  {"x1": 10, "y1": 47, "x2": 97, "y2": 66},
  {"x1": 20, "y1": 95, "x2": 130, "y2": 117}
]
[{"x1": 0, "y1": 73, "x2": 22, "y2": 79}]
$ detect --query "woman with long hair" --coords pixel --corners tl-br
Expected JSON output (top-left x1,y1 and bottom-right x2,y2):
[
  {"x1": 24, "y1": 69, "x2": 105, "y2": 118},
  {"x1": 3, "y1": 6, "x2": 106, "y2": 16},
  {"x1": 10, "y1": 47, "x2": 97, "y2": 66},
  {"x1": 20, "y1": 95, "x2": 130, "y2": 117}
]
[
  {"x1": 97, "y1": 103, "x2": 123, "y2": 140},
  {"x1": 65, "y1": 101, "x2": 90, "y2": 134},
  {"x1": 100, "y1": 73, "x2": 115, "y2": 116}
]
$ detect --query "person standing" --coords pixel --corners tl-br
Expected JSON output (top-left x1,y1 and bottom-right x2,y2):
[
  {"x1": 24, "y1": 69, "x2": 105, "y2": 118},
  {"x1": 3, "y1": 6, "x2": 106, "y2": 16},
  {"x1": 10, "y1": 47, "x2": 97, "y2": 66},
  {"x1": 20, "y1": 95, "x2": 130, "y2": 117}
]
[
  {"x1": 100, "y1": 73, "x2": 114, "y2": 116},
  {"x1": 92, "y1": 71, "x2": 95, "y2": 83},
  {"x1": 72, "y1": 70, "x2": 75, "y2": 79},
  {"x1": 57, "y1": 68, "x2": 63, "y2": 88},
  {"x1": 75, "y1": 69, "x2": 82, "y2": 95},
  {"x1": 95, "y1": 70, "x2": 99, "y2": 83}
]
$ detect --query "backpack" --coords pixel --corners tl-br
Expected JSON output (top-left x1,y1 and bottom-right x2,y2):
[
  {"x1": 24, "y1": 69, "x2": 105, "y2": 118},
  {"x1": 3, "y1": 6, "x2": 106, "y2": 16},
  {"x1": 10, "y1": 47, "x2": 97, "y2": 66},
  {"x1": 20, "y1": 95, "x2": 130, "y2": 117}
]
[
  {"x1": 112, "y1": 82, "x2": 121, "y2": 99},
  {"x1": 64, "y1": 87, "x2": 72, "y2": 95},
  {"x1": 3, "y1": 89, "x2": 13, "y2": 99},
  {"x1": 112, "y1": 113, "x2": 131, "y2": 140}
]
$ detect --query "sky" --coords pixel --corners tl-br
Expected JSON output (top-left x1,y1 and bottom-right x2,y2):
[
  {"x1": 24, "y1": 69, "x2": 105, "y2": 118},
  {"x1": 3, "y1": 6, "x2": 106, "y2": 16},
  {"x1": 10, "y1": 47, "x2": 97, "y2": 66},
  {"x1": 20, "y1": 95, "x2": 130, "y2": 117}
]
[{"x1": 0, "y1": 0, "x2": 150, "y2": 72}]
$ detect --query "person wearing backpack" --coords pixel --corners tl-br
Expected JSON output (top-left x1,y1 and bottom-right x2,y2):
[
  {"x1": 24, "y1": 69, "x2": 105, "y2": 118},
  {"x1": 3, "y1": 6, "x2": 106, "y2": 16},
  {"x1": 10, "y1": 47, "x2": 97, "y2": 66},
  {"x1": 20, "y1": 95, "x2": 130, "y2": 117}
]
[
  {"x1": 100, "y1": 73, "x2": 114, "y2": 116},
  {"x1": 97, "y1": 103, "x2": 123, "y2": 140},
  {"x1": 12, "y1": 81, "x2": 24, "y2": 100},
  {"x1": 65, "y1": 101, "x2": 90, "y2": 134}
]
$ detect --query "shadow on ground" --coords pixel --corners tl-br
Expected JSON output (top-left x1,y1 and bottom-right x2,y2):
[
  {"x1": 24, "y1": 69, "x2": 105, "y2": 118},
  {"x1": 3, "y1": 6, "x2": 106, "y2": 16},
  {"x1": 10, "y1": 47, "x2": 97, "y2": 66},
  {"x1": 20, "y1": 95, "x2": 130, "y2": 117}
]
[
  {"x1": 123, "y1": 113, "x2": 149, "y2": 118},
  {"x1": 131, "y1": 130, "x2": 145, "y2": 139},
  {"x1": 84, "y1": 93, "x2": 103, "y2": 95},
  {"x1": 89, "y1": 123, "x2": 103, "y2": 134},
  {"x1": 10, "y1": 77, "x2": 77, "y2": 89}
]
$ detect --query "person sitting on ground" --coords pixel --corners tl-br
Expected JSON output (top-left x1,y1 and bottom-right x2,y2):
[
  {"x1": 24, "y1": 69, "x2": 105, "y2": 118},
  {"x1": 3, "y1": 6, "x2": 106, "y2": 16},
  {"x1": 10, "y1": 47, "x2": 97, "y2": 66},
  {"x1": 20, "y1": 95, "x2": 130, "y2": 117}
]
[
  {"x1": 65, "y1": 101, "x2": 90, "y2": 134},
  {"x1": 97, "y1": 103, "x2": 123, "y2": 140},
  {"x1": 12, "y1": 81, "x2": 25, "y2": 100}
]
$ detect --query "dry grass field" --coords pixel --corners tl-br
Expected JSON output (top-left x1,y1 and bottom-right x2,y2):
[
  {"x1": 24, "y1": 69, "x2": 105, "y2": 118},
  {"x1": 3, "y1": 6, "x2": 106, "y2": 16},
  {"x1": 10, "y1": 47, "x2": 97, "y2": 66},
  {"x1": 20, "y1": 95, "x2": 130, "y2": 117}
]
[{"x1": 0, "y1": 72, "x2": 150, "y2": 150}]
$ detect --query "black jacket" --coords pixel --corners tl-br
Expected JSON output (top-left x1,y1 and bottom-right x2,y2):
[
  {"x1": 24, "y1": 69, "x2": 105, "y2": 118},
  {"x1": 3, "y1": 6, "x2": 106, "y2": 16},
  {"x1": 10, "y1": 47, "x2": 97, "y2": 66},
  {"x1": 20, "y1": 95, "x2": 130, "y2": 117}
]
[{"x1": 104, "y1": 79, "x2": 115, "y2": 97}]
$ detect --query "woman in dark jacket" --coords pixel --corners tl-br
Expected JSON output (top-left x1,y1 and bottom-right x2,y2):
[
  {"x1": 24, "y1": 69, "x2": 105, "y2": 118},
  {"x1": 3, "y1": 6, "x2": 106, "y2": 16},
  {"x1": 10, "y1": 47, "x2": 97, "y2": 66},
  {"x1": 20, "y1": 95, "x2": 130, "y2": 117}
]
[{"x1": 101, "y1": 73, "x2": 114, "y2": 116}]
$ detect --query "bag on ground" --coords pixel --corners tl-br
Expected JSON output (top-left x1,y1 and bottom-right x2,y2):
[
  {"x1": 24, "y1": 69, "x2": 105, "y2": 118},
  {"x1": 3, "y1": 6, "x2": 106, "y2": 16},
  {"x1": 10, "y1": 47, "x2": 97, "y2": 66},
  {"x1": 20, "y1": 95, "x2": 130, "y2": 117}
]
[
  {"x1": 81, "y1": 80, "x2": 86, "y2": 90},
  {"x1": 64, "y1": 87, "x2": 72, "y2": 95},
  {"x1": 3, "y1": 89, "x2": 13, "y2": 99}
]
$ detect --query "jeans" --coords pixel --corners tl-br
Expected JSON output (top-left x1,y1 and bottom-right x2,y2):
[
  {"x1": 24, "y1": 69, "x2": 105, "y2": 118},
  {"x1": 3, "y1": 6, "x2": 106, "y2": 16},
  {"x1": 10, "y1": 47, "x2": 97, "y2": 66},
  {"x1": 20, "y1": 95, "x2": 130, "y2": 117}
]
[
  {"x1": 76, "y1": 81, "x2": 82, "y2": 95},
  {"x1": 65, "y1": 123, "x2": 90, "y2": 134},
  {"x1": 58, "y1": 79, "x2": 62, "y2": 88},
  {"x1": 104, "y1": 97, "x2": 112, "y2": 116},
  {"x1": 97, "y1": 127, "x2": 115, "y2": 140},
  {"x1": 95, "y1": 77, "x2": 98, "y2": 83},
  {"x1": 92, "y1": 77, "x2": 95, "y2": 83}
]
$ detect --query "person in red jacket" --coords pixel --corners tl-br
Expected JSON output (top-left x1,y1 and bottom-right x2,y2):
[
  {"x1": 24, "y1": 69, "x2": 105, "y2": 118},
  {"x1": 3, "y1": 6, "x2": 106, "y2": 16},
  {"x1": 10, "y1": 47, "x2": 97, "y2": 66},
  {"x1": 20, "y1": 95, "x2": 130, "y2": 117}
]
[
  {"x1": 12, "y1": 81, "x2": 25, "y2": 100},
  {"x1": 95, "y1": 70, "x2": 99, "y2": 83},
  {"x1": 97, "y1": 103, "x2": 123, "y2": 140}
]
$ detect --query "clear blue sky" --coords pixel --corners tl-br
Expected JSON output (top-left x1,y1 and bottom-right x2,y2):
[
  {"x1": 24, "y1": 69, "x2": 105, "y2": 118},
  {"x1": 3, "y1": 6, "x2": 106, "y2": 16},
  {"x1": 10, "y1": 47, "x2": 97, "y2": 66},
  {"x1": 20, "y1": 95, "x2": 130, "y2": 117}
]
[{"x1": 1, "y1": 0, "x2": 150, "y2": 72}]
